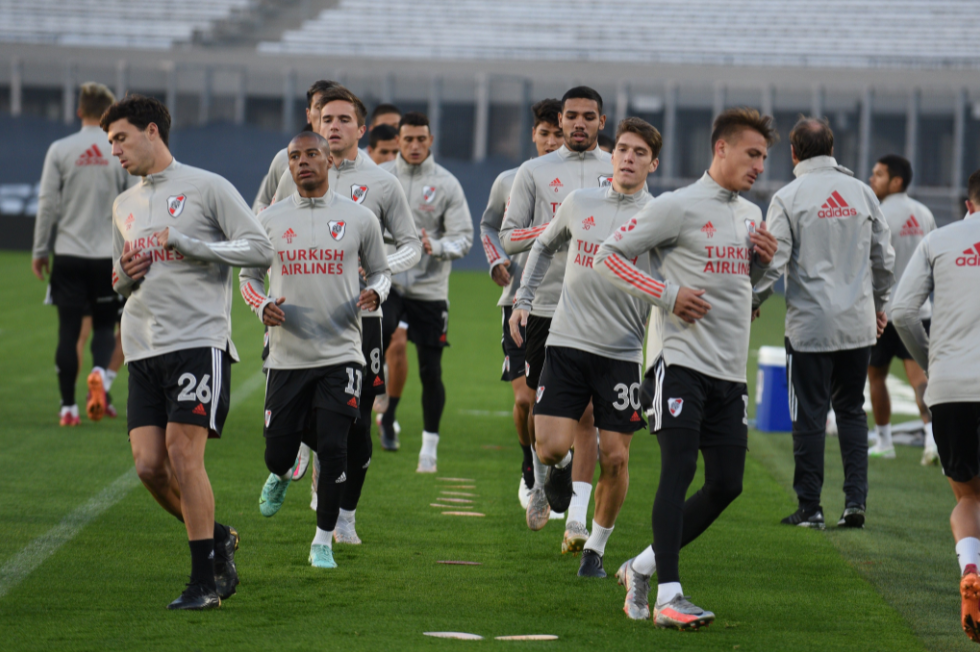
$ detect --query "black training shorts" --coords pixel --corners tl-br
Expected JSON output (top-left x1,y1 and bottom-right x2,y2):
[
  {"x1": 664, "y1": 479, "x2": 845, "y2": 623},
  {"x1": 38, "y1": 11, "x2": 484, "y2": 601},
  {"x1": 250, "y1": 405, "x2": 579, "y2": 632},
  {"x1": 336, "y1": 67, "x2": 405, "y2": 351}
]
[
  {"x1": 523, "y1": 315, "x2": 552, "y2": 389},
  {"x1": 49, "y1": 254, "x2": 121, "y2": 312},
  {"x1": 361, "y1": 315, "x2": 385, "y2": 396},
  {"x1": 932, "y1": 402, "x2": 980, "y2": 483},
  {"x1": 263, "y1": 363, "x2": 365, "y2": 437},
  {"x1": 500, "y1": 306, "x2": 527, "y2": 383},
  {"x1": 381, "y1": 289, "x2": 449, "y2": 350}
]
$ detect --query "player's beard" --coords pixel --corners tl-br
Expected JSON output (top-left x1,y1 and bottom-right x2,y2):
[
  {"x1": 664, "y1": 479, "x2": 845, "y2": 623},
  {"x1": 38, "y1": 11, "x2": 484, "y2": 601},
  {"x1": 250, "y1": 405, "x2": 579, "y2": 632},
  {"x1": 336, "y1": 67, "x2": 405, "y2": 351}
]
[{"x1": 565, "y1": 132, "x2": 595, "y2": 152}]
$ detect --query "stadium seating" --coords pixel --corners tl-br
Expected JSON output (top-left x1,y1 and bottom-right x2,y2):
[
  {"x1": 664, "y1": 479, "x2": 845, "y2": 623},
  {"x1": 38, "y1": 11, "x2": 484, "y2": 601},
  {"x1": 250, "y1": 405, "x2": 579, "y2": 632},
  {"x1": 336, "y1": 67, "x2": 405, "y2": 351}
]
[{"x1": 258, "y1": 0, "x2": 979, "y2": 68}]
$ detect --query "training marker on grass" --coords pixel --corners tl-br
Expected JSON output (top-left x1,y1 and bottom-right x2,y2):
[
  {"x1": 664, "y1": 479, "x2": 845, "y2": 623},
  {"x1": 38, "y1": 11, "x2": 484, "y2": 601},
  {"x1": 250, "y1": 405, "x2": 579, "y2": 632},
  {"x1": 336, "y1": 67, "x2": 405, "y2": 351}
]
[
  {"x1": 438, "y1": 497, "x2": 473, "y2": 503},
  {"x1": 437, "y1": 560, "x2": 482, "y2": 565},
  {"x1": 424, "y1": 632, "x2": 484, "y2": 640},
  {"x1": 437, "y1": 477, "x2": 475, "y2": 482},
  {"x1": 495, "y1": 635, "x2": 559, "y2": 641},
  {"x1": 430, "y1": 503, "x2": 457, "y2": 508},
  {"x1": 440, "y1": 491, "x2": 477, "y2": 497},
  {"x1": 443, "y1": 511, "x2": 485, "y2": 517}
]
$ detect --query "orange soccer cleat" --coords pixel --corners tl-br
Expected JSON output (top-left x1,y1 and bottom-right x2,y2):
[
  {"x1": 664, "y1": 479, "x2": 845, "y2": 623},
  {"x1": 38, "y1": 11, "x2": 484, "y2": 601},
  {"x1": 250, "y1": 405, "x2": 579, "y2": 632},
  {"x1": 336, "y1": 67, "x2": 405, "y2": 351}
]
[
  {"x1": 961, "y1": 564, "x2": 980, "y2": 643},
  {"x1": 86, "y1": 370, "x2": 107, "y2": 422}
]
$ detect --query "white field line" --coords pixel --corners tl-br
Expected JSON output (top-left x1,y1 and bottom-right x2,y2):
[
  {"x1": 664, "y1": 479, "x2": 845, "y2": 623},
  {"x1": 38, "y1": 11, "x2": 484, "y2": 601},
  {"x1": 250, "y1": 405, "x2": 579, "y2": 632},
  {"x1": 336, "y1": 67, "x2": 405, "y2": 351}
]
[{"x1": 0, "y1": 369, "x2": 266, "y2": 600}]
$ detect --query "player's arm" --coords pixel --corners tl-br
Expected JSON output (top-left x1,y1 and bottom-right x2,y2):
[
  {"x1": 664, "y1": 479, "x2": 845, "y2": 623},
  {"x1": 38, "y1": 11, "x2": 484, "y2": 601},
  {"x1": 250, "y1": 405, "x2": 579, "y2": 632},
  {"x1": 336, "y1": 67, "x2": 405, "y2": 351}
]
[
  {"x1": 381, "y1": 179, "x2": 423, "y2": 273},
  {"x1": 512, "y1": 199, "x2": 574, "y2": 312},
  {"x1": 869, "y1": 194, "x2": 896, "y2": 313},
  {"x1": 499, "y1": 165, "x2": 543, "y2": 255},
  {"x1": 31, "y1": 144, "x2": 62, "y2": 279},
  {"x1": 358, "y1": 219, "x2": 393, "y2": 311},
  {"x1": 891, "y1": 238, "x2": 933, "y2": 371},
  {"x1": 239, "y1": 264, "x2": 279, "y2": 324},
  {"x1": 426, "y1": 180, "x2": 473, "y2": 260},
  {"x1": 252, "y1": 150, "x2": 284, "y2": 214},
  {"x1": 479, "y1": 172, "x2": 512, "y2": 283},
  {"x1": 752, "y1": 197, "x2": 793, "y2": 309}
]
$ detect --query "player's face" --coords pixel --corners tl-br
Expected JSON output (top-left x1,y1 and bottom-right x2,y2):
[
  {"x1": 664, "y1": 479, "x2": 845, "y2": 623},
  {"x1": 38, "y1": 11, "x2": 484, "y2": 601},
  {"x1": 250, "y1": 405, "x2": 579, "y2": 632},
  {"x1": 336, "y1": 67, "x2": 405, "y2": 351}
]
[
  {"x1": 531, "y1": 121, "x2": 562, "y2": 157},
  {"x1": 287, "y1": 137, "x2": 332, "y2": 192},
  {"x1": 368, "y1": 138, "x2": 399, "y2": 165},
  {"x1": 370, "y1": 113, "x2": 401, "y2": 130},
  {"x1": 319, "y1": 100, "x2": 366, "y2": 160},
  {"x1": 716, "y1": 128, "x2": 768, "y2": 192},
  {"x1": 559, "y1": 98, "x2": 605, "y2": 152},
  {"x1": 306, "y1": 92, "x2": 329, "y2": 135},
  {"x1": 611, "y1": 131, "x2": 658, "y2": 192},
  {"x1": 869, "y1": 162, "x2": 900, "y2": 200},
  {"x1": 399, "y1": 125, "x2": 432, "y2": 164},
  {"x1": 107, "y1": 118, "x2": 156, "y2": 176}
]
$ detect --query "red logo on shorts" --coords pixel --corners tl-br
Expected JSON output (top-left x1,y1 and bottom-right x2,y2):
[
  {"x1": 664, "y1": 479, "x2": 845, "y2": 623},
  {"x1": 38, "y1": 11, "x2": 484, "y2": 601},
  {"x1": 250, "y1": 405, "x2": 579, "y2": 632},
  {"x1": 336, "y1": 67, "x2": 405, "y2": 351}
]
[
  {"x1": 630, "y1": 411, "x2": 641, "y2": 422},
  {"x1": 347, "y1": 396, "x2": 358, "y2": 408},
  {"x1": 193, "y1": 403, "x2": 207, "y2": 416},
  {"x1": 439, "y1": 333, "x2": 447, "y2": 343},
  {"x1": 373, "y1": 376, "x2": 384, "y2": 387}
]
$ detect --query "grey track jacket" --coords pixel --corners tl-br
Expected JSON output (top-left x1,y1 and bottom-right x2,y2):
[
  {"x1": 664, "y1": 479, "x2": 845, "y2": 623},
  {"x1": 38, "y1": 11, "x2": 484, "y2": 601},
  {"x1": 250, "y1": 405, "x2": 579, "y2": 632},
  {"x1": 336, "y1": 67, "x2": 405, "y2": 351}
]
[
  {"x1": 240, "y1": 191, "x2": 391, "y2": 370},
  {"x1": 753, "y1": 156, "x2": 895, "y2": 352},
  {"x1": 34, "y1": 125, "x2": 133, "y2": 259},
  {"x1": 879, "y1": 191, "x2": 935, "y2": 320},
  {"x1": 380, "y1": 154, "x2": 473, "y2": 301},
  {"x1": 499, "y1": 145, "x2": 613, "y2": 318},
  {"x1": 892, "y1": 212, "x2": 980, "y2": 406},
  {"x1": 595, "y1": 173, "x2": 769, "y2": 384},
  {"x1": 480, "y1": 166, "x2": 526, "y2": 308},
  {"x1": 516, "y1": 186, "x2": 653, "y2": 364},
  {"x1": 252, "y1": 147, "x2": 288, "y2": 214},
  {"x1": 111, "y1": 159, "x2": 274, "y2": 363}
]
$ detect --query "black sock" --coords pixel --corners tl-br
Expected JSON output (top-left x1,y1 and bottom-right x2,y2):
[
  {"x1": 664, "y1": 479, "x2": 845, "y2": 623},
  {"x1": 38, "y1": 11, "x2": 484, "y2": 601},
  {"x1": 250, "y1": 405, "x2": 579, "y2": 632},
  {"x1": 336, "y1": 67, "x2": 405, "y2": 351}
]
[
  {"x1": 521, "y1": 444, "x2": 534, "y2": 488},
  {"x1": 382, "y1": 396, "x2": 400, "y2": 429},
  {"x1": 188, "y1": 539, "x2": 216, "y2": 590}
]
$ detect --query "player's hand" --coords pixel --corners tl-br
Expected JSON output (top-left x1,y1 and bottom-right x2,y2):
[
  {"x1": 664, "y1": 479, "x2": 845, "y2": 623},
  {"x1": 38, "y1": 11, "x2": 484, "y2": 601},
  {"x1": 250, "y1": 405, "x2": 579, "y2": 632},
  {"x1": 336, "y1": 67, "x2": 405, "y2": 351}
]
[
  {"x1": 876, "y1": 311, "x2": 887, "y2": 338},
  {"x1": 421, "y1": 228, "x2": 433, "y2": 255},
  {"x1": 491, "y1": 260, "x2": 511, "y2": 287},
  {"x1": 357, "y1": 289, "x2": 381, "y2": 312},
  {"x1": 509, "y1": 308, "x2": 529, "y2": 347},
  {"x1": 673, "y1": 287, "x2": 710, "y2": 324},
  {"x1": 751, "y1": 308, "x2": 761, "y2": 322},
  {"x1": 121, "y1": 240, "x2": 152, "y2": 281},
  {"x1": 749, "y1": 221, "x2": 777, "y2": 265},
  {"x1": 154, "y1": 227, "x2": 172, "y2": 251},
  {"x1": 31, "y1": 256, "x2": 49, "y2": 280},
  {"x1": 263, "y1": 297, "x2": 286, "y2": 326}
]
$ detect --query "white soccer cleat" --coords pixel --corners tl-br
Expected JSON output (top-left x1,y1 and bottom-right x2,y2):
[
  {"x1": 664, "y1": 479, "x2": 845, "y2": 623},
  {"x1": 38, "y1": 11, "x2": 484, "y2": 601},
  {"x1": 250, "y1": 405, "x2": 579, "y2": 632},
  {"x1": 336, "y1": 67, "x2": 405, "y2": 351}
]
[
  {"x1": 526, "y1": 487, "x2": 551, "y2": 531},
  {"x1": 921, "y1": 445, "x2": 940, "y2": 466},
  {"x1": 616, "y1": 558, "x2": 652, "y2": 620},
  {"x1": 310, "y1": 453, "x2": 320, "y2": 511},
  {"x1": 868, "y1": 442, "x2": 896, "y2": 459},
  {"x1": 417, "y1": 454, "x2": 437, "y2": 473},
  {"x1": 518, "y1": 476, "x2": 532, "y2": 509},
  {"x1": 292, "y1": 443, "x2": 311, "y2": 481},
  {"x1": 334, "y1": 519, "x2": 362, "y2": 545},
  {"x1": 562, "y1": 521, "x2": 589, "y2": 554}
]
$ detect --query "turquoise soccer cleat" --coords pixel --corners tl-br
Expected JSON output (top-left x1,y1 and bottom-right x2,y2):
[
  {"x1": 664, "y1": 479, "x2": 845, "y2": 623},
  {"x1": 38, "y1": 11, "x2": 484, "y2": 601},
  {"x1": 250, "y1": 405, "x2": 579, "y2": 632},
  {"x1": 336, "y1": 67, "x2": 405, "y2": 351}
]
[{"x1": 309, "y1": 544, "x2": 337, "y2": 569}]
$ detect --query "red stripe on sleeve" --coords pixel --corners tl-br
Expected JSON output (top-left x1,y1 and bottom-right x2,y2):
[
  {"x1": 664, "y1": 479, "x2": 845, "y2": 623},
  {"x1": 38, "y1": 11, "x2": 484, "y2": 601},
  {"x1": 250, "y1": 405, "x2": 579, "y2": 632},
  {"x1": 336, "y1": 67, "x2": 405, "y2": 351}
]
[{"x1": 603, "y1": 254, "x2": 664, "y2": 298}]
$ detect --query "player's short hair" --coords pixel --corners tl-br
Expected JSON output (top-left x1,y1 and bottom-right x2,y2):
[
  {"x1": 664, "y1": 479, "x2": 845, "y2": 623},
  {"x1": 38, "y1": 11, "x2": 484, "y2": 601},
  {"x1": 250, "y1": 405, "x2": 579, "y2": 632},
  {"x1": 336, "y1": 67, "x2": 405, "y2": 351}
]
[
  {"x1": 532, "y1": 99, "x2": 561, "y2": 128},
  {"x1": 78, "y1": 82, "x2": 115, "y2": 120},
  {"x1": 371, "y1": 103, "x2": 401, "y2": 123},
  {"x1": 289, "y1": 130, "x2": 329, "y2": 149},
  {"x1": 877, "y1": 154, "x2": 913, "y2": 191},
  {"x1": 562, "y1": 86, "x2": 603, "y2": 114},
  {"x1": 597, "y1": 133, "x2": 615, "y2": 152},
  {"x1": 712, "y1": 107, "x2": 779, "y2": 150},
  {"x1": 399, "y1": 111, "x2": 430, "y2": 132},
  {"x1": 100, "y1": 94, "x2": 171, "y2": 147},
  {"x1": 968, "y1": 169, "x2": 980, "y2": 205},
  {"x1": 316, "y1": 86, "x2": 367, "y2": 127},
  {"x1": 615, "y1": 117, "x2": 663, "y2": 159},
  {"x1": 789, "y1": 116, "x2": 833, "y2": 162},
  {"x1": 306, "y1": 80, "x2": 339, "y2": 108},
  {"x1": 369, "y1": 124, "x2": 399, "y2": 149}
]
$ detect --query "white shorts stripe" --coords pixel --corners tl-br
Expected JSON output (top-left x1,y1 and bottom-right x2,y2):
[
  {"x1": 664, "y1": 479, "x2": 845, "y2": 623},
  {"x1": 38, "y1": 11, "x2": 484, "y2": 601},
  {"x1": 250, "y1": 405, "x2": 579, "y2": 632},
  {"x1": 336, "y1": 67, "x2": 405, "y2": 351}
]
[{"x1": 210, "y1": 348, "x2": 221, "y2": 432}]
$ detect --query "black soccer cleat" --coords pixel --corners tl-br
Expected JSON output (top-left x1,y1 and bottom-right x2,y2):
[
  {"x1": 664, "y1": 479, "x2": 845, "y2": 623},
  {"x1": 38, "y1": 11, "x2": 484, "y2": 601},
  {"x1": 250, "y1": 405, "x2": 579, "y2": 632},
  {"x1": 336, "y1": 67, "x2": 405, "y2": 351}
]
[
  {"x1": 837, "y1": 505, "x2": 866, "y2": 529},
  {"x1": 214, "y1": 525, "x2": 240, "y2": 600},
  {"x1": 578, "y1": 549, "x2": 607, "y2": 578},
  {"x1": 378, "y1": 420, "x2": 400, "y2": 452},
  {"x1": 167, "y1": 582, "x2": 221, "y2": 610},
  {"x1": 781, "y1": 505, "x2": 826, "y2": 530},
  {"x1": 544, "y1": 455, "x2": 574, "y2": 514}
]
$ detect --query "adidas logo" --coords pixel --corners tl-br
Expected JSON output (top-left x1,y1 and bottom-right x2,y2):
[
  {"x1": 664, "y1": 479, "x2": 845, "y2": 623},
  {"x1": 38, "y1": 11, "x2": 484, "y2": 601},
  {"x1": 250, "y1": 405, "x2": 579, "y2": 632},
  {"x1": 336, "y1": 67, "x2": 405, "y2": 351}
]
[
  {"x1": 335, "y1": 472, "x2": 347, "y2": 484},
  {"x1": 582, "y1": 216, "x2": 595, "y2": 230},
  {"x1": 192, "y1": 403, "x2": 207, "y2": 416},
  {"x1": 283, "y1": 228, "x2": 296, "y2": 244},
  {"x1": 373, "y1": 376, "x2": 384, "y2": 387},
  {"x1": 899, "y1": 214, "x2": 924, "y2": 237},
  {"x1": 347, "y1": 396, "x2": 358, "y2": 408},
  {"x1": 956, "y1": 243, "x2": 980, "y2": 267},
  {"x1": 75, "y1": 145, "x2": 109, "y2": 166},
  {"x1": 124, "y1": 213, "x2": 135, "y2": 231},
  {"x1": 701, "y1": 221, "x2": 716, "y2": 238},
  {"x1": 818, "y1": 191, "x2": 858, "y2": 218},
  {"x1": 630, "y1": 411, "x2": 641, "y2": 422},
  {"x1": 549, "y1": 177, "x2": 563, "y2": 192}
]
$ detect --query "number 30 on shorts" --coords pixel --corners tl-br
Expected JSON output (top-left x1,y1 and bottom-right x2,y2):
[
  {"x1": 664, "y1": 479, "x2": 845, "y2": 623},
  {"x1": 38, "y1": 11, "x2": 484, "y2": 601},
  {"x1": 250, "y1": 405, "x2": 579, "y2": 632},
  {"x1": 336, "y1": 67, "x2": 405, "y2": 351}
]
[
  {"x1": 612, "y1": 382, "x2": 641, "y2": 411},
  {"x1": 177, "y1": 372, "x2": 212, "y2": 403}
]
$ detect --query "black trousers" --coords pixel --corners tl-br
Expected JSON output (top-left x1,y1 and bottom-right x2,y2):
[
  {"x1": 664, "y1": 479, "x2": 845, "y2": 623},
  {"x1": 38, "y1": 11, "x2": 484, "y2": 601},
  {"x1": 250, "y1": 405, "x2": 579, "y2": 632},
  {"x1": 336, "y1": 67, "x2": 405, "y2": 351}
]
[{"x1": 786, "y1": 339, "x2": 871, "y2": 511}]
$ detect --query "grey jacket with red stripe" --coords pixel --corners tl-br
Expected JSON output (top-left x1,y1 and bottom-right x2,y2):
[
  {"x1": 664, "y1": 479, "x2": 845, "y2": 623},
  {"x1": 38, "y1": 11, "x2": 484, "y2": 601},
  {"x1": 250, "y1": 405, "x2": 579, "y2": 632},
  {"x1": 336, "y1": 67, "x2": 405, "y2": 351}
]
[
  {"x1": 479, "y1": 166, "x2": 527, "y2": 308},
  {"x1": 595, "y1": 172, "x2": 768, "y2": 384},
  {"x1": 879, "y1": 191, "x2": 935, "y2": 320}
]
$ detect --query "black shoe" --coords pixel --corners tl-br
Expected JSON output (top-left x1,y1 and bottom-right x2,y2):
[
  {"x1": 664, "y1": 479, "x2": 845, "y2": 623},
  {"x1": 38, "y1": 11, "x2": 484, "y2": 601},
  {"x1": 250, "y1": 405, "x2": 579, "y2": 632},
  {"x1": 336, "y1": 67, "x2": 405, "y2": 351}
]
[
  {"x1": 781, "y1": 505, "x2": 825, "y2": 530},
  {"x1": 378, "y1": 421, "x2": 399, "y2": 451},
  {"x1": 544, "y1": 456, "x2": 574, "y2": 513},
  {"x1": 837, "y1": 505, "x2": 866, "y2": 528},
  {"x1": 578, "y1": 549, "x2": 607, "y2": 578},
  {"x1": 167, "y1": 582, "x2": 221, "y2": 610},
  {"x1": 214, "y1": 525, "x2": 240, "y2": 600}
]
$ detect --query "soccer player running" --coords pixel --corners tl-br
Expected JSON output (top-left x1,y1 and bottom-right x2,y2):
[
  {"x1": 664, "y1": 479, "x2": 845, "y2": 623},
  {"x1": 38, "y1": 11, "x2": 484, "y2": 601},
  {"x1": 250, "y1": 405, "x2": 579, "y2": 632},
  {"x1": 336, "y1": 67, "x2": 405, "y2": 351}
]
[
  {"x1": 866, "y1": 155, "x2": 937, "y2": 463},
  {"x1": 892, "y1": 170, "x2": 980, "y2": 643},
  {"x1": 241, "y1": 131, "x2": 390, "y2": 568},
  {"x1": 104, "y1": 95, "x2": 274, "y2": 609},
  {"x1": 32, "y1": 82, "x2": 132, "y2": 426},
  {"x1": 594, "y1": 108, "x2": 778, "y2": 628},
  {"x1": 500, "y1": 86, "x2": 611, "y2": 547},
  {"x1": 379, "y1": 112, "x2": 473, "y2": 473},
  {"x1": 480, "y1": 98, "x2": 563, "y2": 508},
  {"x1": 511, "y1": 118, "x2": 662, "y2": 577},
  {"x1": 755, "y1": 118, "x2": 894, "y2": 531}
]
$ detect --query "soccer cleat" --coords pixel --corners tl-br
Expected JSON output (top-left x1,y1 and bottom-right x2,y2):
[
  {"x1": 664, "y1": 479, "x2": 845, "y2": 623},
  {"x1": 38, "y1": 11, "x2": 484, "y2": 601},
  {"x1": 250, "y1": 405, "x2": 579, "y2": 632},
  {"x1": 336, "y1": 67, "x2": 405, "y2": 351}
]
[
  {"x1": 417, "y1": 454, "x2": 437, "y2": 473},
  {"x1": 837, "y1": 505, "x2": 866, "y2": 528},
  {"x1": 214, "y1": 526, "x2": 239, "y2": 600},
  {"x1": 544, "y1": 456, "x2": 574, "y2": 514},
  {"x1": 654, "y1": 594, "x2": 715, "y2": 630},
  {"x1": 309, "y1": 544, "x2": 337, "y2": 569},
  {"x1": 578, "y1": 549, "x2": 606, "y2": 578},
  {"x1": 549, "y1": 509, "x2": 566, "y2": 521},
  {"x1": 377, "y1": 416, "x2": 400, "y2": 451},
  {"x1": 310, "y1": 453, "x2": 319, "y2": 511},
  {"x1": 59, "y1": 411, "x2": 81, "y2": 427},
  {"x1": 105, "y1": 403, "x2": 118, "y2": 418},
  {"x1": 922, "y1": 445, "x2": 940, "y2": 467},
  {"x1": 616, "y1": 558, "x2": 652, "y2": 620},
  {"x1": 781, "y1": 505, "x2": 825, "y2": 529},
  {"x1": 868, "y1": 442, "x2": 896, "y2": 459},
  {"x1": 167, "y1": 582, "x2": 221, "y2": 610},
  {"x1": 526, "y1": 486, "x2": 551, "y2": 531},
  {"x1": 292, "y1": 444, "x2": 311, "y2": 481},
  {"x1": 259, "y1": 467, "x2": 295, "y2": 517},
  {"x1": 334, "y1": 519, "x2": 362, "y2": 545},
  {"x1": 562, "y1": 521, "x2": 589, "y2": 554},
  {"x1": 962, "y1": 564, "x2": 980, "y2": 643},
  {"x1": 518, "y1": 475, "x2": 532, "y2": 510},
  {"x1": 86, "y1": 371, "x2": 107, "y2": 422}
]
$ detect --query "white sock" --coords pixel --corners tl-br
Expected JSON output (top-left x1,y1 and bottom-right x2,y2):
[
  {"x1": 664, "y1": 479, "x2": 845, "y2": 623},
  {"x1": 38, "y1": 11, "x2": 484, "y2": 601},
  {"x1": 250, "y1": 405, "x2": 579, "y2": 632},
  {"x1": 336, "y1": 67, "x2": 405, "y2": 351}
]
[
  {"x1": 957, "y1": 537, "x2": 980, "y2": 574},
  {"x1": 60, "y1": 405, "x2": 79, "y2": 417},
  {"x1": 876, "y1": 423, "x2": 893, "y2": 448},
  {"x1": 313, "y1": 527, "x2": 334, "y2": 547},
  {"x1": 275, "y1": 471, "x2": 290, "y2": 481},
  {"x1": 421, "y1": 431, "x2": 439, "y2": 458},
  {"x1": 338, "y1": 508, "x2": 355, "y2": 525},
  {"x1": 657, "y1": 582, "x2": 683, "y2": 606},
  {"x1": 91, "y1": 366, "x2": 106, "y2": 384},
  {"x1": 103, "y1": 368, "x2": 117, "y2": 392},
  {"x1": 633, "y1": 545, "x2": 657, "y2": 576},
  {"x1": 566, "y1": 482, "x2": 593, "y2": 524},
  {"x1": 555, "y1": 451, "x2": 573, "y2": 469},
  {"x1": 584, "y1": 520, "x2": 614, "y2": 556},
  {"x1": 924, "y1": 421, "x2": 936, "y2": 449},
  {"x1": 532, "y1": 446, "x2": 548, "y2": 488}
]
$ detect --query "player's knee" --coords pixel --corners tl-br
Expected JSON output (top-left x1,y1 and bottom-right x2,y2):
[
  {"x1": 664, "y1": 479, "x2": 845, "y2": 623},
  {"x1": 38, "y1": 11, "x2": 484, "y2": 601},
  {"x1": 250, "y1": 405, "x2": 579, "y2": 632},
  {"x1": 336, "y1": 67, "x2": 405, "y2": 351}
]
[
  {"x1": 600, "y1": 448, "x2": 629, "y2": 477},
  {"x1": 514, "y1": 389, "x2": 533, "y2": 414},
  {"x1": 165, "y1": 440, "x2": 203, "y2": 476},
  {"x1": 706, "y1": 478, "x2": 743, "y2": 505},
  {"x1": 134, "y1": 458, "x2": 169, "y2": 490},
  {"x1": 264, "y1": 446, "x2": 296, "y2": 477},
  {"x1": 418, "y1": 358, "x2": 442, "y2": 385}
]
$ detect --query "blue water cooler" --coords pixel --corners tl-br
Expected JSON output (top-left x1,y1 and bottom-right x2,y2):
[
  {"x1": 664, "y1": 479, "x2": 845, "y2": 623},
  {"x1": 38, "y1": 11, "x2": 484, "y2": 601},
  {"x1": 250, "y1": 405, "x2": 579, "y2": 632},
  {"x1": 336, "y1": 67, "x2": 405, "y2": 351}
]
[{"x1": 755, "y1": 346, "x2": 793, "y2": 432}]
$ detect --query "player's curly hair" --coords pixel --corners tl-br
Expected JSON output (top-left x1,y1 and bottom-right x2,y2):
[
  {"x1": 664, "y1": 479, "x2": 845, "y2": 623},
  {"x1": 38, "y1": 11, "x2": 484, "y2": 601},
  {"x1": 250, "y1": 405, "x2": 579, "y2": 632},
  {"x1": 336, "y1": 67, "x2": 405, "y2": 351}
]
[
  {"x1": 711, "y1": 107, "x2": 779, "y2": 150},
  {"x1": 532, "y1": 99, "x2": 562, "y2": 128},
  {"x1": 99, "y1": 94, "x2": 171, "y2": 147}
]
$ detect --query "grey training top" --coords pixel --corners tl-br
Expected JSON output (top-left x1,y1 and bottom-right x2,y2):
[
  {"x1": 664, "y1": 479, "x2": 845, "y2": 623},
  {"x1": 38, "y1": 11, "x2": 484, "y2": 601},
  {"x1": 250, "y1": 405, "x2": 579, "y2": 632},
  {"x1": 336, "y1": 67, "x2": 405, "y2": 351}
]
[
  {"x1": 479, "y1": 166, "x2": 527, "y2": 308},
  {"x1": 879, "y1": 191, "x2": 935, "y2": 320},
  {"x1": 252, "y1": 147, "x2": 288, "y2": 214}
]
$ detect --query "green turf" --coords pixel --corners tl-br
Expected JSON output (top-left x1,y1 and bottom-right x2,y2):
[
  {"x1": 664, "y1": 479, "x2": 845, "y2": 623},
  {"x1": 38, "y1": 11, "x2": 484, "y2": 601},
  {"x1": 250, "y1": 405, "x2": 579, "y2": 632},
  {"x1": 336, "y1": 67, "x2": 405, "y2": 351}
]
[{"x1": 0, "y1": 250, "x2": 957, "y2": 651}]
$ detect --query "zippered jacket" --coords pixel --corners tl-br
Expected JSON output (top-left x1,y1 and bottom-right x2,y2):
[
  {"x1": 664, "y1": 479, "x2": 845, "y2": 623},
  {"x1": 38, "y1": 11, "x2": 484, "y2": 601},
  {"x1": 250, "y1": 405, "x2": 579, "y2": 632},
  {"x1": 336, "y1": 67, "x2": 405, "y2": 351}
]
[
  {"x1": 480, "y1": 166, "x2": 527, "y2": 308},
  {"x1": 879, "y1": 191, "x2": 935, "y2": 320}
]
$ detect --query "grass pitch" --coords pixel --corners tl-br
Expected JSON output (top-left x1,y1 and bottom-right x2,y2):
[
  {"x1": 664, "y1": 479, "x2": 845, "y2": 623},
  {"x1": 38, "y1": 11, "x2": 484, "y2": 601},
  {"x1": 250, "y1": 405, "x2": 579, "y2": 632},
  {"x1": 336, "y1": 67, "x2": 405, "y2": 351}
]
[{"x1": 0, "y1": 251, "x2": 966, "y2": 651}]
